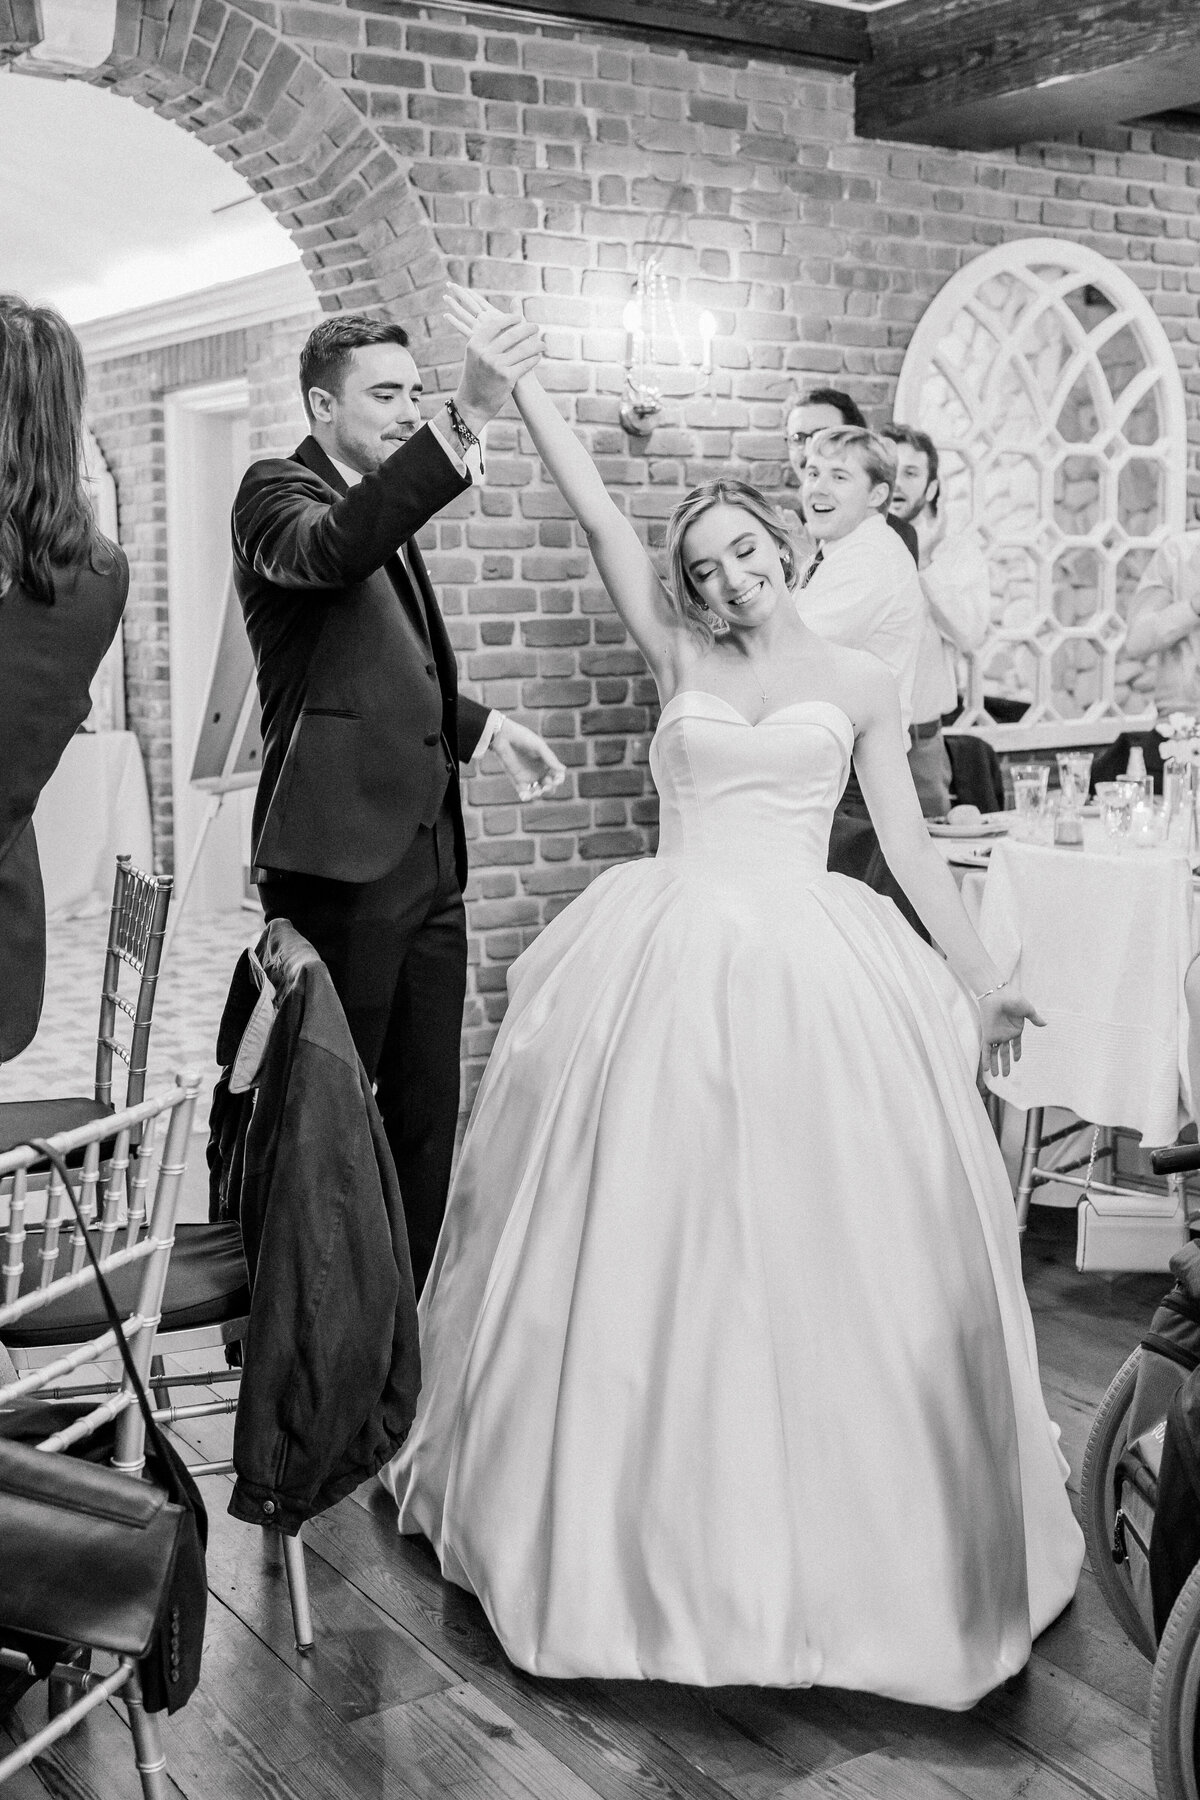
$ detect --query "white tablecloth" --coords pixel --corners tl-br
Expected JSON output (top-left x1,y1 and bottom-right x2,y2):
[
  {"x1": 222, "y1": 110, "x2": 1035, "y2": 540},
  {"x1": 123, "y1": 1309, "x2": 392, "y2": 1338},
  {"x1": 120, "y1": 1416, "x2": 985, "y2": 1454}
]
[
  {"x1": 31, "y1": 731, "x2": 154, "y2": 921},
  {"x1": 972, "y1": 832, "x2": 1194, "y2": 1147}
]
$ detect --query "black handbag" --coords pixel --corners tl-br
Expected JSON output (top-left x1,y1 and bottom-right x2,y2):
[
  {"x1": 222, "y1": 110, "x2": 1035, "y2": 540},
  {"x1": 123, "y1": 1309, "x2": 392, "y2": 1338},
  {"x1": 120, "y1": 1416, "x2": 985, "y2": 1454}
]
[{"x1": 0, "y1": 1139, "x2": 207, "y2": 1708}]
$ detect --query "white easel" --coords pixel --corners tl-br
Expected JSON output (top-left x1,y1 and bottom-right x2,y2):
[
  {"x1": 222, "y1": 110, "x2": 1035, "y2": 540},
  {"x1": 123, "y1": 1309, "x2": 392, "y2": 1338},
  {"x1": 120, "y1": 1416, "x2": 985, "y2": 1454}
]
[{"x1": 162, "y1": 569, "x2": 262, "y2": 961}]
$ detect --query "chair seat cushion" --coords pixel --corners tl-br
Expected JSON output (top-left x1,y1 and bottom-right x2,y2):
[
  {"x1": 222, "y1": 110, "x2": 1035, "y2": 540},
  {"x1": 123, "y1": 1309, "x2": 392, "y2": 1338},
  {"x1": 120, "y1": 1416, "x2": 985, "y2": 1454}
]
[
  {"x1": 1, "y1": 1223, "x2": 250, "y2": 1350},
  {"x1": 0, "y1": 1098, "x2": 114, "y2": 1159}
]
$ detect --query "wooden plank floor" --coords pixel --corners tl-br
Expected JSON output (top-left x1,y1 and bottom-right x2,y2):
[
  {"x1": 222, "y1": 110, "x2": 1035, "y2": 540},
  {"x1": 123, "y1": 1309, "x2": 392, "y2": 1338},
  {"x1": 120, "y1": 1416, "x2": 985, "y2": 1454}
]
[{"x1": 2, "y1": 1207, "x2": 1170, "y2": 1800}]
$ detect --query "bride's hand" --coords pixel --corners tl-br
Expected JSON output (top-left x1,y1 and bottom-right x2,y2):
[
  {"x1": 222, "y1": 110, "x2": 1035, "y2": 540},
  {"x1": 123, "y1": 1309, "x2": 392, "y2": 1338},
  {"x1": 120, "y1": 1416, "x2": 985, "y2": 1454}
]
[
  {"x1": 978, "y1": 989, "x2": 1044, "y2": 1079},
  {"x1": 444, "y1": 281, "x2": 510, "y2": 341}
]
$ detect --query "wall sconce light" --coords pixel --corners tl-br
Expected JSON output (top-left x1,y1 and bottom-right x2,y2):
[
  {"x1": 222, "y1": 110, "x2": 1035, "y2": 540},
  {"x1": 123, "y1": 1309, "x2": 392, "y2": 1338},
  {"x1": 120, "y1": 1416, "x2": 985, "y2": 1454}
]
[{"x1": 618, "y1": 225, "x2": 719, "y2": 439}]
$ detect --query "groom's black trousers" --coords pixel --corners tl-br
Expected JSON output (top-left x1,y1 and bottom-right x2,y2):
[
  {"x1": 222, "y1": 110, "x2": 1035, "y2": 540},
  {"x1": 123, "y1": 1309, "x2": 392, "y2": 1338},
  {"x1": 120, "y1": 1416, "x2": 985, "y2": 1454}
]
[{"x1": 257, "y1": 799, "x2": 466, "y2": 1296}]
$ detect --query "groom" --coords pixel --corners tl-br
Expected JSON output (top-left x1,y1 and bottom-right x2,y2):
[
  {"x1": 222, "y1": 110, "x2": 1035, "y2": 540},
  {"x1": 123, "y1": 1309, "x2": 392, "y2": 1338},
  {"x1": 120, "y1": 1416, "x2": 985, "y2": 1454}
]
[{"x1": 233, "y1": 308, "x2": 565, "y2": 1291}]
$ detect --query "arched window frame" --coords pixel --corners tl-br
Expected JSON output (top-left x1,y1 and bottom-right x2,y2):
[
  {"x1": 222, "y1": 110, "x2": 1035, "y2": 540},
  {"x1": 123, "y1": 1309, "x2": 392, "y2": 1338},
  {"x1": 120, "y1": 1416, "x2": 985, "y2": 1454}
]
[{"x1": 895, "y1": 238, "x2": 1187, "y2": 750}]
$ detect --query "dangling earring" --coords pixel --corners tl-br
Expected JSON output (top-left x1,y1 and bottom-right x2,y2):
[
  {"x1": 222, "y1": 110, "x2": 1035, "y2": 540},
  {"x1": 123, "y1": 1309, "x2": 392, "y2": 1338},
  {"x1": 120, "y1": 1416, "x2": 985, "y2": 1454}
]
[{"x1": 780, "y1": 545, "x2": 797, "y2": 586}]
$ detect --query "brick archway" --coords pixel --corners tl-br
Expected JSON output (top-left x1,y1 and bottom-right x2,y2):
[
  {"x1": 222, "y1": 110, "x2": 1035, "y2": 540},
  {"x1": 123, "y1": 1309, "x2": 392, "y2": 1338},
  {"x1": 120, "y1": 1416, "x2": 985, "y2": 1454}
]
[{"x1": 2, "y1": 0, "x2": 448, "y2": 334}]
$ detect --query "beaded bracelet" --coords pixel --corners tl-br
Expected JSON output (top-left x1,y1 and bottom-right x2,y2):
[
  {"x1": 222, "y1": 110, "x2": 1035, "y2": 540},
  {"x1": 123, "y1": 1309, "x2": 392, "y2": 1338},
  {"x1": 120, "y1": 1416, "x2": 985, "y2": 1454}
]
[{"x1": 445, "y1": 397, "x2": 480, "y2": 459}]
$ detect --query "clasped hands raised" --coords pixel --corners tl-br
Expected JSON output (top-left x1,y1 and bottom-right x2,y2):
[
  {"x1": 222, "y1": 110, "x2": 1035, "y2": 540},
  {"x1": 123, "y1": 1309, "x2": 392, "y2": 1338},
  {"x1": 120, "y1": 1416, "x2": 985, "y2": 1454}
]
[{"x1": 452, "y1": 288, "x2": 542, "y2": 438}]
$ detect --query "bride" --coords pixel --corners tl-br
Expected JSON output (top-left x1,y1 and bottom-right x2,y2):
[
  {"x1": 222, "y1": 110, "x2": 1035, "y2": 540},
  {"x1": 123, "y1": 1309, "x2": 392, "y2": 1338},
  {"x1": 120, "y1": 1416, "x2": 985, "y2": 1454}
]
[{"x1": 380, "y1": 285, "x2": 1083, "y2": 1708}]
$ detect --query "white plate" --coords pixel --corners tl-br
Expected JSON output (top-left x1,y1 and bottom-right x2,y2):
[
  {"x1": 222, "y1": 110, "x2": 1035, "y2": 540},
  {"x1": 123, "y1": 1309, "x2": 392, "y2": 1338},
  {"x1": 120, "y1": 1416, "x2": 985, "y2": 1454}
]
[{"x1": 926, "y1": 814, "x2": 1009, "y2": 839}]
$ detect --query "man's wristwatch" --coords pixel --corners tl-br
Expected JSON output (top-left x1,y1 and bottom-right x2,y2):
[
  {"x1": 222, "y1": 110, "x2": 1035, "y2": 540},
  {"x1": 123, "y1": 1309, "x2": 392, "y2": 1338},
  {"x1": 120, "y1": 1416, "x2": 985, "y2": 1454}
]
[{"x1": 445, "y1": 397, "x2": 480, "y2": 459}]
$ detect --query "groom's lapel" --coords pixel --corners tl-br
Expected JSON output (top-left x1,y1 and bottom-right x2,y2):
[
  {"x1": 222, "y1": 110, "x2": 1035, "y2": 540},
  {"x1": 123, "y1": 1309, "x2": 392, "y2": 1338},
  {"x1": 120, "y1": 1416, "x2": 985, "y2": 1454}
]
[{"x1": 295, "y1": 436, "x2": 431, "y2": 647}]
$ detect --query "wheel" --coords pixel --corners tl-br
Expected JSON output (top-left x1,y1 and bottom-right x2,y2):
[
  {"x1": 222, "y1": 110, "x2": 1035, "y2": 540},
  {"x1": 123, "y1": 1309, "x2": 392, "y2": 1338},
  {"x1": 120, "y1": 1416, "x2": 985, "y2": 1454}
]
[
  {"x1": 1151, "y1": 1555, "x2": 1200, "y2": 1800},
  {"x1": 1079, "y1": 1346, "x2": 1157, "y2": 1659}
]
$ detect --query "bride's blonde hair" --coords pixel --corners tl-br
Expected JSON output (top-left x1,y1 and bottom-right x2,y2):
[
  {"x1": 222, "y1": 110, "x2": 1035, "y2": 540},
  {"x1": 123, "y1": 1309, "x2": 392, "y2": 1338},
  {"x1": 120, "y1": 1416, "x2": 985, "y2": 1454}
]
[{"x1": 666, "y1": 480, "x2": 802, "y2": 645}]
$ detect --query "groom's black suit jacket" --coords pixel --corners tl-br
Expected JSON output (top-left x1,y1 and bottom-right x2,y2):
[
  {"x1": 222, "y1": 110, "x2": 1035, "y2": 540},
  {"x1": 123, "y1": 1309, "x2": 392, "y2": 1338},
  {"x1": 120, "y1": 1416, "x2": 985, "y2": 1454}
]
[{"x1": 232, "y1": 429, "x2": 491, "y2": 889}]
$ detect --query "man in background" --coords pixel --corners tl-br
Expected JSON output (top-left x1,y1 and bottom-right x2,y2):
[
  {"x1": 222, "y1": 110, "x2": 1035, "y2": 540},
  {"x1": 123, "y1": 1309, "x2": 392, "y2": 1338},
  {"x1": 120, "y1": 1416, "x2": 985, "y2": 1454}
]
[
  {"x1": 1111, "y1": 529, "x2": 1200, "y2": 790},
  {"x1": 798, "y1": 426, "x2": 926, "y2": 933},
  {"x1": 884, "y1": 424, "x2": 992, "y2": 817}
]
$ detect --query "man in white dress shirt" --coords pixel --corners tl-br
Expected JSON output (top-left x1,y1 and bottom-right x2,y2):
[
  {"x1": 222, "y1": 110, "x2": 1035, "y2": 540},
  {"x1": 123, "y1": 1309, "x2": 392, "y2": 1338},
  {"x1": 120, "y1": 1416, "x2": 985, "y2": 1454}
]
[
  {"x1": 798, "y1": 427, "x2": 926, "y2": 931},
  {"x1": 1125, "y1": 530, "x2": 1200, "y2": 724},
  {"x1": 884, "y1": 425, "x2": 992, "y2": 817}
]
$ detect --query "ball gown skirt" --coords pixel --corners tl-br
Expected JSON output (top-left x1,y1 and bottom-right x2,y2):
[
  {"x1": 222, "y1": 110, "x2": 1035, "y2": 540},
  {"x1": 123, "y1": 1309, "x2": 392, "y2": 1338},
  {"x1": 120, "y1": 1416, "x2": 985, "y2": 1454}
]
[{"x1": 381, "y1": 695, "x2": 1084, "y2": 1708}]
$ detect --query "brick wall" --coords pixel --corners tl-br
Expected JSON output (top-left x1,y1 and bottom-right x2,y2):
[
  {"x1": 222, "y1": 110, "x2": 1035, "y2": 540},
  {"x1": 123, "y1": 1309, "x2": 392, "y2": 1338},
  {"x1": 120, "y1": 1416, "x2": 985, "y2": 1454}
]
[{"x1": 23, "y1": 0, "x2": 1200, "y2": 1110}]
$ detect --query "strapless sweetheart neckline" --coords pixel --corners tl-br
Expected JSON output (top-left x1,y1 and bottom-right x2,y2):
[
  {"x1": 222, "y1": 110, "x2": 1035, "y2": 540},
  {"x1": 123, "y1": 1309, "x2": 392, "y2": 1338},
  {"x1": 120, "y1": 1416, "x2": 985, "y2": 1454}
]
[{"x1": 660, "y1": 690, "x2": 857, "y2": 738}]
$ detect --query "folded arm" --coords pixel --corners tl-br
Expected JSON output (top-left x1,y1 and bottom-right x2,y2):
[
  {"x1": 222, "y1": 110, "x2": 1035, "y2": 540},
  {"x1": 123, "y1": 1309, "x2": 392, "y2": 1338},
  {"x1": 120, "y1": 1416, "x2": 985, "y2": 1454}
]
[
  {"x1": 1126, "y1": 557, "x2": 1198, "y2": 660},
  {"x1": 921, "y1": 537, "x2": 991, "y2": 656}
]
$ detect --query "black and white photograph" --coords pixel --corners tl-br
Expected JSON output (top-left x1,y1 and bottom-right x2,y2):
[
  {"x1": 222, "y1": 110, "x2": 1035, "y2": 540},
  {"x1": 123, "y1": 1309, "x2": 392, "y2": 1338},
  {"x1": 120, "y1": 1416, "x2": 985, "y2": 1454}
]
[{"x1": 3, "y1": 0, "x2": 1200, "y2": 1794}]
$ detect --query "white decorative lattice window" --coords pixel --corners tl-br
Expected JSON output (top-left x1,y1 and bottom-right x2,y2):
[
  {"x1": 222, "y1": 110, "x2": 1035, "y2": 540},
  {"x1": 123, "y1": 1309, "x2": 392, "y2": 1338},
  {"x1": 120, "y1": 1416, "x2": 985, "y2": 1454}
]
[{"x1": 894, "y1": 239, "x2": 1186, "y2": 748}]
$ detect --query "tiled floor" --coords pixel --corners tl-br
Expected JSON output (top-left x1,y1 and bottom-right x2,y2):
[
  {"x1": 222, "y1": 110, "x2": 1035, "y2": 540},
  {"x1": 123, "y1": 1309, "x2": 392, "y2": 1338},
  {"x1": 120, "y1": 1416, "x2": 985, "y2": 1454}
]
[{"x1": 0, "y1": 906, "x2": 262, "y2": 1218}]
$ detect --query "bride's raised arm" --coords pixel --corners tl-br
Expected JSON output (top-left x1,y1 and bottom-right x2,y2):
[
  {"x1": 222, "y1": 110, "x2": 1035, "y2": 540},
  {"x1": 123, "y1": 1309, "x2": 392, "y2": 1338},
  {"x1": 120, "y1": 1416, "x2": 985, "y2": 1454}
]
[{"x1": 445, "y1": 286, "x2": 685, "y2": 684}]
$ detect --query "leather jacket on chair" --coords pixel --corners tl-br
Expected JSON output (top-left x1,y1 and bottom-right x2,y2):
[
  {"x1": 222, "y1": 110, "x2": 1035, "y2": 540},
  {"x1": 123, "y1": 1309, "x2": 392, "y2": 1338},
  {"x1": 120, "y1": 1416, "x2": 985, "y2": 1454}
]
[{"x1": 207, "y1": 920, "x2": 420, "y2": 1534}]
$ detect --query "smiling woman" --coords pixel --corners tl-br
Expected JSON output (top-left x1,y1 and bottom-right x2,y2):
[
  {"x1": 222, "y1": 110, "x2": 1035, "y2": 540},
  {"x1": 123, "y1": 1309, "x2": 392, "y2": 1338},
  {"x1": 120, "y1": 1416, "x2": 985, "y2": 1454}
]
[{"x1": 381, "y1": 292, "x2": 1083, "y2": 1704}]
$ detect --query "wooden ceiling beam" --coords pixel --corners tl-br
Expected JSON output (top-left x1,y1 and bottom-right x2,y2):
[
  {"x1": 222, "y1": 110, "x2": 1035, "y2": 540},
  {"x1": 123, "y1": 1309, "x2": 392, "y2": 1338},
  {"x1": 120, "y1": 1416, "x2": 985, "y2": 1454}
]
[
  {"x1": 470, "y1": 0, "x2": 870, "y2": 71},
  {"x1": 857, "y1": 0, "x2": 1200, "y2": 150}
]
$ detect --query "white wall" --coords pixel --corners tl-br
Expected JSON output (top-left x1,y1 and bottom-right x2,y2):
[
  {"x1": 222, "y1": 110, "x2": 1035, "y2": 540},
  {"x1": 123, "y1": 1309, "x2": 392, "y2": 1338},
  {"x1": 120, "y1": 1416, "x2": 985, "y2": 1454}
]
[{"x1": 165, "y1": 381, "x2": 254, "y2": 913}]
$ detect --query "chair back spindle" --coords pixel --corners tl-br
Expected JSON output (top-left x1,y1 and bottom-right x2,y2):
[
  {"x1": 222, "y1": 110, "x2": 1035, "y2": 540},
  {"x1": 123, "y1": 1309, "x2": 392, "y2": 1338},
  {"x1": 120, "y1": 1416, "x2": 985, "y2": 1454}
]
[
  {"x1": 0, "y1": 1077, "x2": 200, "y2": 1474},
  {"x1": 95, "y1": 855, "x2": 173, "y2": 1115}
]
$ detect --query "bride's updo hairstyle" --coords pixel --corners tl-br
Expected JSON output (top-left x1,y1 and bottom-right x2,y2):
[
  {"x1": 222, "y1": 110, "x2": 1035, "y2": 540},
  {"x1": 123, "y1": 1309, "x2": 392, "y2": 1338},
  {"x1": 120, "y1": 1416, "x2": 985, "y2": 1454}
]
[{"x1": 666, "y1": 479, "x2": 802, "y2": 644}]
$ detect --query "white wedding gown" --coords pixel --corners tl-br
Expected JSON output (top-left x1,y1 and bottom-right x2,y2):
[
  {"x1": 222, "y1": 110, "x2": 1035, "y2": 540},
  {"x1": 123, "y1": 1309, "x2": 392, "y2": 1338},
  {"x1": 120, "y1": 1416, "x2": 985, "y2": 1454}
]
[{"x1": 381, "y1": 693, "x2": 1084, "y2": 1707}]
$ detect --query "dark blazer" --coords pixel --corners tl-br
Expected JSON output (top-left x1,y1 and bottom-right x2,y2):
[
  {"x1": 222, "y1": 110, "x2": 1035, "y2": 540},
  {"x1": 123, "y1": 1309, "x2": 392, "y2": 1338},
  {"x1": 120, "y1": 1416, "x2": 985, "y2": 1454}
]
[
  {"x1": 207, "y1": 920, "x2": 421, "y2": 1534},
  {"x1": 0, "y1": 544, "x2": 128, "y2": 1061},
  {"x1": 232, "y1": 429, "x2": 491, "y2": 888}
]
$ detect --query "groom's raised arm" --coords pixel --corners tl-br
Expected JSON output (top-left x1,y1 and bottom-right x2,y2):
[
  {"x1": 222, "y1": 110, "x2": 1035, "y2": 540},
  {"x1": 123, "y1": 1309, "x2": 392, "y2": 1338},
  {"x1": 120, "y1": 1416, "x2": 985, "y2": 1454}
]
[{"x1": 234, "y1": 428, "x2": 469, "y2": 593}]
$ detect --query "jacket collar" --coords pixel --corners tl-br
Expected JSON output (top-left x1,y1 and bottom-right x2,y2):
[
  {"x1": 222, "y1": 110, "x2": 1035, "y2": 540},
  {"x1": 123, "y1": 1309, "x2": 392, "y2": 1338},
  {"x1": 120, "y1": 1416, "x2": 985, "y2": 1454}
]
[{"x1": 295, "y1": 435, "x2": 348, "y2": 495}]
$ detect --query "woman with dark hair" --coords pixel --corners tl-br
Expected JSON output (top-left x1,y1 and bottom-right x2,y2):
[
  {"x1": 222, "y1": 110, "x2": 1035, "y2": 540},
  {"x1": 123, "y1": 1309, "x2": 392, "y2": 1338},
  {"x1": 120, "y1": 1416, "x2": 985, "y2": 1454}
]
[
  {"x1": 0, "y1": 295, "x2": 128, "y2": 1060},
  {"x1": 382, "y1": 289, "x2": 1083, "y2": 1708}
]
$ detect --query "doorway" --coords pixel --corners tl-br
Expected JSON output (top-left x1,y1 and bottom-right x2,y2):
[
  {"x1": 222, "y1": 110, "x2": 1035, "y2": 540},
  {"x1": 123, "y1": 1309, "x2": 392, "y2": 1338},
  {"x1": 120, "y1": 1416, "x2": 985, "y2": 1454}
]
[{"x1": 165, "y1": 379, "x2": 254, "y2": 913}]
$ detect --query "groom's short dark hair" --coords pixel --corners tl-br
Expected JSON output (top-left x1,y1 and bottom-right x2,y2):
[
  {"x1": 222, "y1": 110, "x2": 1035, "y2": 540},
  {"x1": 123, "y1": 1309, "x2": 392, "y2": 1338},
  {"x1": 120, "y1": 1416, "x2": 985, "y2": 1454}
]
[{"x1": 299, "y1": 315, "x2": 411, "y2": 421}]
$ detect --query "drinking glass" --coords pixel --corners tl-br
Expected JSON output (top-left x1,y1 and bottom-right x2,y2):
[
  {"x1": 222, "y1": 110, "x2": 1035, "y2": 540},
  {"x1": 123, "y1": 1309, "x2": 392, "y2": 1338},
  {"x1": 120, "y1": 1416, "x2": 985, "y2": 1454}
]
[
  {"x1": 1095, "y1": 780, "x2": 1133, "y2": 849},
  {"x1": 1128, "y1": 797, "x2": 1168, "y2": 849},
  {"x1": 1010, "y1": 763, "x2": 1050, "y2": 842},
  {"x1": 1055, "y1": 750, "x2": 1093, "y2": 812},
  {"x1": 1116, "y1": 773, "x2": 1154, "y2": 806},
  {"x1": 1165, "y1": 760, "x2": 1197, "y2": 853}
]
